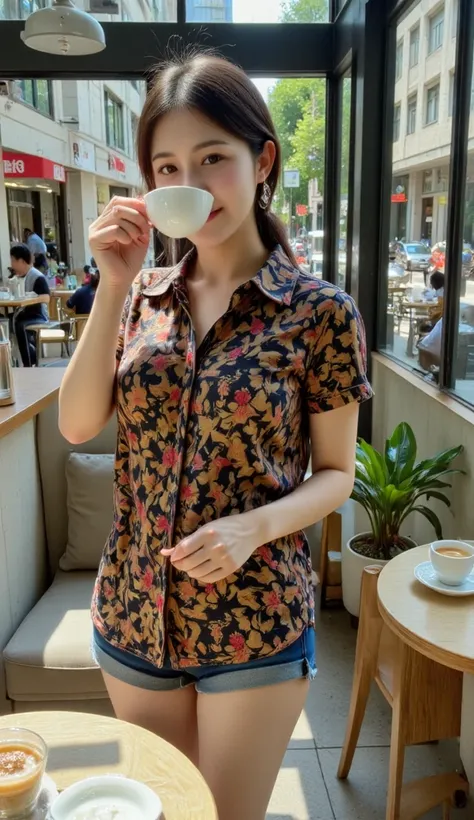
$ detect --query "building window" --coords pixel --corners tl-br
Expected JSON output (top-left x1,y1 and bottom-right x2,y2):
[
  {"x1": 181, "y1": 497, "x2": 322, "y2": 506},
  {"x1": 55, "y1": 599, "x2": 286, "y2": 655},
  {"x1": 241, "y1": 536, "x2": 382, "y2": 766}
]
[
  {"x1": 428, "y1": 8, "x2": 444, "y2": 54},
  {"x1": 105, "y1": 91, "x2": 124, "y2": 150},
  {"x1": 15, "y1": 79, "x2": 53, "y2": 117},
  {"x1": 130, "y1": 113, "x2": 139, "y2": 157},
  {"x1": 425, "y1": 83, "x2": 440, "y2": 125},
  {"x1": 0, "y1": 0, "x2": 47, "y2": 17},
  {"x1": 395, "y1": 39, "x2": 403, "y2": 81},
  {"x1": 409, "y1": 25, "x2": 420, "y2": 68},
  {"x1": 393, "y1": 104, "x2": 401, "y2": 142},
  {"x1": 407, "y1": 94, "x2": 417, "y2": 135},
  {"x1": 449, "y1": 71, "x2": 455, "y2": 116}
]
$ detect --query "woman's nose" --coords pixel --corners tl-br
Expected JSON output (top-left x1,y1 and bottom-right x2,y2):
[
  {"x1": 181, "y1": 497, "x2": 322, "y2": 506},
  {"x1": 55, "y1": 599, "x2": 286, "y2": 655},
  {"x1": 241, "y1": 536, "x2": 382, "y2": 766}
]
[{"x1": 181, "y1": 169, "x2": 210, "y2": 193}]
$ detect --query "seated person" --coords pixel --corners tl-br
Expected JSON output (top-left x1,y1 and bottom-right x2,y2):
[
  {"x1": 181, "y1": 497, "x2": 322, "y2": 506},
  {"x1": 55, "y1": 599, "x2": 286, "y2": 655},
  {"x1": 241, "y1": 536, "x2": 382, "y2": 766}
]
[
  {"x1": 66, "y1": 270, "x2": 99, "y2": 315},
  {"x1": 419, "y1": 271, "x2": 444, "y2": 335},
  {"x1": 417, "y1": 317, "x2": 442, "y2": 379},
  {"x1": 34, "y1": 253, "x2": 48, "y2": 275},
  {"x1": 10, "y1": 244, "x2": 50, "y2": 367}
]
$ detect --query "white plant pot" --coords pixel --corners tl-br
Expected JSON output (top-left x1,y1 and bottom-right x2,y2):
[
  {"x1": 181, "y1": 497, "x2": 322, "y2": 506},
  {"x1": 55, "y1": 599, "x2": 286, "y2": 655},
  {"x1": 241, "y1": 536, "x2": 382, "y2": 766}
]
[{"x1": 341, "y1": 533, "x2": 417, "y2": 617}]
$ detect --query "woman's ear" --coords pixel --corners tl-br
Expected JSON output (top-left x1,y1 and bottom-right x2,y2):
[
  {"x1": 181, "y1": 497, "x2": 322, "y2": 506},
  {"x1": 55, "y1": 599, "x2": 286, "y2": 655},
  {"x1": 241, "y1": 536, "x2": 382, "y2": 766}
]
[{"x1": 257, "y1": 140, "x2": 277, "y2": 183}]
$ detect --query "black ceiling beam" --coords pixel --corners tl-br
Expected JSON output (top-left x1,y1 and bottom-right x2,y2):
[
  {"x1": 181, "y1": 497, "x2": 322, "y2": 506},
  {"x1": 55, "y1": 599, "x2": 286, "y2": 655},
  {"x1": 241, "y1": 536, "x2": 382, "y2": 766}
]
[{"x1": 0, "y1": 21, "x2": 334, "y2": 79}]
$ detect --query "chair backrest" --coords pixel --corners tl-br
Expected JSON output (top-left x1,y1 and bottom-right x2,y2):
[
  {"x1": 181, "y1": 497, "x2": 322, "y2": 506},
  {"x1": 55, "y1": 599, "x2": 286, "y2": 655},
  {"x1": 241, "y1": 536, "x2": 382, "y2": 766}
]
[{"x1": 36, "y1": 400, "x2": 117, "y2": 574}]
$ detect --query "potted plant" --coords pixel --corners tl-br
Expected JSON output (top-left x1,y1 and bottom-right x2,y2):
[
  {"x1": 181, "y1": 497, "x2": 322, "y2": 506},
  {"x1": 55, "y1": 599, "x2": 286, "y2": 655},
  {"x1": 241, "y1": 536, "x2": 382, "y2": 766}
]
[{"x1": 341, "y1": 421, "x2": 464, "y2": 616}]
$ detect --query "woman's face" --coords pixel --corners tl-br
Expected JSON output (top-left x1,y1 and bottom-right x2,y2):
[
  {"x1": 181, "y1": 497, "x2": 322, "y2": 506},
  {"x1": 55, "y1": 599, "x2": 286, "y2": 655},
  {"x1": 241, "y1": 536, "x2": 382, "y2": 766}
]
[{"x1": 150, "y1": 108, "x2": 275, "y2": 248}]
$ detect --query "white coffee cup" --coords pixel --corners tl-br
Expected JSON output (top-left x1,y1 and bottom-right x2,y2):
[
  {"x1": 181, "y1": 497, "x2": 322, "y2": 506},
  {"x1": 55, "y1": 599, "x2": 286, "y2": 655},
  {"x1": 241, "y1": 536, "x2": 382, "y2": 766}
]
[
  {"x1": 144, "y1": 186, "x2": 214, "y2": 239},
  {"x1": 430, "y1": 540, "x2": 474, "y2": 586}
]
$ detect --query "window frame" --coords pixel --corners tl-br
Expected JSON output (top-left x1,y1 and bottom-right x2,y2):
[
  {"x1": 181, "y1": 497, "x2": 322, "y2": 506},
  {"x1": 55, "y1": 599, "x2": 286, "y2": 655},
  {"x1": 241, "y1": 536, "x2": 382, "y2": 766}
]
[
  {"x1": 395, "y1": 38, "x2": 403, "y2": 81},
  {"x1": 15, "y1": 77, "x2": 53, "y2": 117},
  {"x1": 104, "y1": 89, "x2": 125, "y2": 151},
  {"x1": 428, "y1": 6, "x2": 445, "y2": 55},
  {"x1": 409, "y1": 24, "x2": 420, "y2": 68},
  {"x1": 393, "y1": 102, "x2": 401, "y2": 141},
  {"x1": 425, "y1": 81, "x2": 440, "y2": 125},
  {"x1": 406, "y1": 93, "x2": 417, "y2": 135}
]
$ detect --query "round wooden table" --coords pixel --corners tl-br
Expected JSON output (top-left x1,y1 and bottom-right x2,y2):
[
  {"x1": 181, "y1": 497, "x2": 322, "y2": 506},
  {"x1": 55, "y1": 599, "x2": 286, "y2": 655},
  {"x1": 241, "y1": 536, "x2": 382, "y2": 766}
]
[
  {"x1": 378, "y1": 545, "x2": 474, "y2": 674},
  {"x1": 0, "y1": 711, "x2": 217, "y2": 820}
]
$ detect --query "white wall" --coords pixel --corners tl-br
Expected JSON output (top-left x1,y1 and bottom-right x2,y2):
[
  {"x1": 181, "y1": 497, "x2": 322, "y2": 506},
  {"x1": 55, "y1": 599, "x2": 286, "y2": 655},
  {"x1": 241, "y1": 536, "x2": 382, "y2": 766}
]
[
  {"x1": 67, "y1": 171, "x2": 97, "y2": 269},
  {"x1": 371, "y1": 354, "x2": 474, "y2": 789}
]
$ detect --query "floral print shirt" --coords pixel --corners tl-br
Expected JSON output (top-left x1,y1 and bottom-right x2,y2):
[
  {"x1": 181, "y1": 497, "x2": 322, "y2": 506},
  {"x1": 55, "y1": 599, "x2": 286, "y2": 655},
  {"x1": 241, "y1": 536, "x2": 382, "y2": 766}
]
[{"x1": 92, "y1": 246, "x2": 373, "y2": 668}]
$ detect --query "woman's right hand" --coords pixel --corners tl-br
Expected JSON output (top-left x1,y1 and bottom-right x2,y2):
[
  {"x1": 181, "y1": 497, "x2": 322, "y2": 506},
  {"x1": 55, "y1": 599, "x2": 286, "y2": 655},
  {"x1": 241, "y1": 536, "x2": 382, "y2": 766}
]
[{"x1": 89, "y1": 196, "x2": 151, "y2": 291}]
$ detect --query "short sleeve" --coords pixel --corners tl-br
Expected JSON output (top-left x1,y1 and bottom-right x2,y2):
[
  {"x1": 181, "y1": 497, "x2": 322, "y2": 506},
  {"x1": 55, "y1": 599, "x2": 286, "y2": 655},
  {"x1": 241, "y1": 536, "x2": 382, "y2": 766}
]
[
  {"x1": 33, "y1": 276, "x2": 50, "y2": 296},
  {"x1": 305, "y1": 292, "x2": 373, "y2": 414}
]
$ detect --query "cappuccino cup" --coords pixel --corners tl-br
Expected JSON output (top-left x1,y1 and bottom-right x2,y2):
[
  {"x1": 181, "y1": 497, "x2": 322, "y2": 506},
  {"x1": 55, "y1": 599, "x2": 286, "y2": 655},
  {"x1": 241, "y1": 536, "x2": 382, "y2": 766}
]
[
  {"x1": 144, "y1": 186, "x2": 214, "y2": 239},
  {"x1": 430, "y1": 540, "x2": 474, "y2": 586}
]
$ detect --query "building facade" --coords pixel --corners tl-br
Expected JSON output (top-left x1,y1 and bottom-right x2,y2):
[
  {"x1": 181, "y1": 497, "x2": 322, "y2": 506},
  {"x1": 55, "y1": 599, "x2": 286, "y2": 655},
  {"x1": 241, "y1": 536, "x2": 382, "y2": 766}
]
[
  {"x1": 0, "y1": 0, "x2": 178, "y2": 278},
  {"x1": 390, "y1": 0, "x2": 474, "y2": 247},
  {"x1": 186, "y1": 0, "x2": 232, "y2": 23}
]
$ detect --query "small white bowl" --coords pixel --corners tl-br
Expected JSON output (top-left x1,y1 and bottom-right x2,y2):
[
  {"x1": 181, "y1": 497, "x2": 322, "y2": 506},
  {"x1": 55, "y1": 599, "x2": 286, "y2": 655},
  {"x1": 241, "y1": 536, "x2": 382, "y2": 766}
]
[
  {"x1": 50, "y1": 774, "x2": 162, "y2": 820},
  {"x1": 430, "y1": 539, "x2": 474, "y2": 586},
  {"x1": 144, "y1": 185, "x2": 214, "y2": 239}
]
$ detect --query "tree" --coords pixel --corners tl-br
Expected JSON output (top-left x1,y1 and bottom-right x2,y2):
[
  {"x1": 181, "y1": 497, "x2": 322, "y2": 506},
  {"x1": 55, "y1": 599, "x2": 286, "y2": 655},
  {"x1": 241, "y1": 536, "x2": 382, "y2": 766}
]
[
  {"x1": 267, "y1": 78, "x2": 326, "y2": 217},
  {"x1": 280, "y1": 0, "x2": 329, "y2": 23}
]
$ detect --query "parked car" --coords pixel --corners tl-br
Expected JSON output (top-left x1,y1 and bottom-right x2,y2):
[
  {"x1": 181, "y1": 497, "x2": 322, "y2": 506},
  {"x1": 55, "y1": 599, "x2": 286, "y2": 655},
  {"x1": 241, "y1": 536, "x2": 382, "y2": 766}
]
[{"x1": 392, "y1": 241, "x2": 432, "y2": 272}]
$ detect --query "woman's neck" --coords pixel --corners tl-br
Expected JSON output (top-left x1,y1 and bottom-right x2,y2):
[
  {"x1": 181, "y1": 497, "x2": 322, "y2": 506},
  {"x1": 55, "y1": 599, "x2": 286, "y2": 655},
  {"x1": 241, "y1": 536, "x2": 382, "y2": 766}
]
[{"x1": 191, "y1": 216, "x2": 269, "y2": 288}]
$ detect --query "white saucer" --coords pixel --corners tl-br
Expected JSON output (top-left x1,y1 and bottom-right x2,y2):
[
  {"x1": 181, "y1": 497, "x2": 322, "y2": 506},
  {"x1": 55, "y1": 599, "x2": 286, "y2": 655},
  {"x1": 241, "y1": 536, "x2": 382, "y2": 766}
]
[{"x1": 414, "y1": 561, "x2": 474, "y2": 597}]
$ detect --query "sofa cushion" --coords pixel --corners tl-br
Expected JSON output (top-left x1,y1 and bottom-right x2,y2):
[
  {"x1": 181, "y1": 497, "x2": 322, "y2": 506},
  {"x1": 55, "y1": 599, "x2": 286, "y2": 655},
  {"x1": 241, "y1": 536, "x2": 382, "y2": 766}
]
[
  {"x1": 60, "y1": 453, "x2": 114, "y2": 571},
  {"x1": 3, "y1": 571, "x2": 107, "y2": 702}
]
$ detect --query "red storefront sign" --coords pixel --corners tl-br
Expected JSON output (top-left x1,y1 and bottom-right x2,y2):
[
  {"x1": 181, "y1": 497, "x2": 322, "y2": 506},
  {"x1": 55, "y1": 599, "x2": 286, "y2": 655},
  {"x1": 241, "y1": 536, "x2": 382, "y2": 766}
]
[
  {"x1": 391, "y1": 192, "x2": 407, "y2": 203},
  {"x1": 108, "y1": 153, "x2": 126, "y2": 174},
  {"x1": 2, "y1": 150, "x2": 65, "y2": 183}
]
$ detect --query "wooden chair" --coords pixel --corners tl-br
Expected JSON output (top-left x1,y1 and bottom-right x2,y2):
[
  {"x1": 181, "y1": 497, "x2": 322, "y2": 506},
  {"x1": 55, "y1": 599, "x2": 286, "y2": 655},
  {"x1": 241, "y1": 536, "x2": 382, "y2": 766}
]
[
  {"x1": 315, "y1": 511, "x2": 342, "y2": 606},
  {"x1": 338, "y1": 565, "x2": 468, "y2": 820},
  {"x1": 24, "y1": 320, "x2": 71, "y2": 366}
]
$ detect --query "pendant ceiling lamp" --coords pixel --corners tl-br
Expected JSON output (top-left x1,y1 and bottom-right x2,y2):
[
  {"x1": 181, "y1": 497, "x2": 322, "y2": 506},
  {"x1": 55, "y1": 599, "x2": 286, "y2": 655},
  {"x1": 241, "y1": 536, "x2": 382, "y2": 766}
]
[{"x1": 21, "y1": 0, "x2": 106, "y2": 56}]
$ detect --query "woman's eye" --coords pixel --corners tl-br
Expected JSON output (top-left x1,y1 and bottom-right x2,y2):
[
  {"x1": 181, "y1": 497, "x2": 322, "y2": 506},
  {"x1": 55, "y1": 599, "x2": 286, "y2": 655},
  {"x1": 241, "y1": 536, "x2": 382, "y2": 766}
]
[
  {"x1": 203, "y1": 154, "x2": 224, "y2": 166},
  {"x1": 157, "y1": 164, "x2": 177, "y2": 175}
]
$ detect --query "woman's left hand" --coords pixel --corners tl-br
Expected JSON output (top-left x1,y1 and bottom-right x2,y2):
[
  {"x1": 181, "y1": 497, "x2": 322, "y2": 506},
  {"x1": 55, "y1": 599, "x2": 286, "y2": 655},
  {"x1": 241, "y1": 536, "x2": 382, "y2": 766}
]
[{"x1": 161, "y1": 512, "x2": 265, "y2": 583}]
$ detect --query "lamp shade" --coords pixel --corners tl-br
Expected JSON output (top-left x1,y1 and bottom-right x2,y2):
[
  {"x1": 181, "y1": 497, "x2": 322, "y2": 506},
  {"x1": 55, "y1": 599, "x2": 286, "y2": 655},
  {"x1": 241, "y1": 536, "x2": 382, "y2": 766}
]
[{"x1": 21, "y1": 0, "x2": 106, "y2": 56}]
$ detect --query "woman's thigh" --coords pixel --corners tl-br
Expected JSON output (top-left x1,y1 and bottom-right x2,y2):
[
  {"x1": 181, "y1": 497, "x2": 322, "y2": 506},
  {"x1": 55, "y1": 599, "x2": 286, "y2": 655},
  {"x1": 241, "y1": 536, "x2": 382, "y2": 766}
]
[
  {"x1": 197, "y1": 677, "x2": 309, "y2": 820},
  {"x1": 101, "y1": 671, "x2": 199, "y2": 765}
]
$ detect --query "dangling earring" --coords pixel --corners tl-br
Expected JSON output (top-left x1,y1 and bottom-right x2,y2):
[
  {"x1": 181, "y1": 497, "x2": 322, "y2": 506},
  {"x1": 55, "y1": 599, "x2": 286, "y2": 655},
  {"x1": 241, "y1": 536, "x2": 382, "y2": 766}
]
[{"x1": 259, "y1": 181, "x2": 272, "y2": 210}]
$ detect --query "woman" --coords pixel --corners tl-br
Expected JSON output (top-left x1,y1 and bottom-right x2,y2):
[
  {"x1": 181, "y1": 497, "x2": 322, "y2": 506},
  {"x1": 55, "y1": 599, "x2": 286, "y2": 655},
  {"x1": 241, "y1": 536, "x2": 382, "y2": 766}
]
[
  {"x1": 59, "y1": 53, "x2": 372, "y2": 820},
  {"x1": 66, "y1": 269, "x2": 100, "y2": 315}
]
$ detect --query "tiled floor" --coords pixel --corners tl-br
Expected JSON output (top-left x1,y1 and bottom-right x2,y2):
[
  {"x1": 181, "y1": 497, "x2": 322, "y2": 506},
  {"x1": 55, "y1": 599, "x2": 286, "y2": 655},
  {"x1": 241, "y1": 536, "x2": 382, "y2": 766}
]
[{"x1": 267, "y1": 608, "x2": 468, "y2": 820}]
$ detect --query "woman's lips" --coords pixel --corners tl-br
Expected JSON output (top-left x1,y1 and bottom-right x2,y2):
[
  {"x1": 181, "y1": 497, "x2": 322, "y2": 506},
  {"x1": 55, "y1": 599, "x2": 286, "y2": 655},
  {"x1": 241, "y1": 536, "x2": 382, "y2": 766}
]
[{"x1": 207, "y1": 208, "x2": 222, "y2": 222}]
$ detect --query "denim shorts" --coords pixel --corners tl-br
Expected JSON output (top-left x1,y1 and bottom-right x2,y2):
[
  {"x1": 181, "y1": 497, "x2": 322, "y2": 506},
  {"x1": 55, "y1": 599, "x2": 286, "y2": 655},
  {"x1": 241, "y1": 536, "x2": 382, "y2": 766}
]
[{"x1": 92, "y1": 626, "x2": 317, "y2": 694}]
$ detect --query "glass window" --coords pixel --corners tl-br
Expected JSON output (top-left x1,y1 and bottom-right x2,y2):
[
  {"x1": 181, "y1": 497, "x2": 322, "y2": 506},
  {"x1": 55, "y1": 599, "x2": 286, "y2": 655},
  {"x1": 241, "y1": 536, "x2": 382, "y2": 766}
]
[
  {"x1": 395, "y1": 39, "x2": 404, "y2": 81},
  {"x1": 1, "y1": 0, "x2": 178, "y2": 20},
  {"x1": 407, "y1": 94, "x2": 417, "y2": 134},
  {"x1": 428, "y1": 7, "x2": 444, "y2": 54},
  {"x1": 187, "y1": 0, "x2": 329, "y2": 23},
  {"x1": 105, "y1": 90, "x2": 124, "y2": 150},
  {"x1": 15, "y1": 78, "x2": 52, "y2": 116},
  {"x1": 449, "y1": 71, "x2": 455, "y2": 116},
  {"x1": 266, "y1": 77, "x2": 326, "y2": 276},
  {"x1": 409, "y1": 25, "x2": 420, "y2": 67},
  {"x1": 425, "y1": 83, "x2": 440, "y2": 125},
  {"x1": 393, "y1": 103, "x2": 401, "y2": 141},
  {"x1": 381, "y1": 0, "x2": 453, "y2": 373},
  {"x1": 453, "y1": 33, "x2": 474, "y2": 402}
]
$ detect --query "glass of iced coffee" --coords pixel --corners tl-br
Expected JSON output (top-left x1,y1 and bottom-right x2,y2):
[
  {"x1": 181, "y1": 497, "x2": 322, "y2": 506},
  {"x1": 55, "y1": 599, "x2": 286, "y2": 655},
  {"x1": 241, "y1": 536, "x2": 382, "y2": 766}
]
[{"x1": 0, "y1": 728, "x2": 47, "y2": 818}]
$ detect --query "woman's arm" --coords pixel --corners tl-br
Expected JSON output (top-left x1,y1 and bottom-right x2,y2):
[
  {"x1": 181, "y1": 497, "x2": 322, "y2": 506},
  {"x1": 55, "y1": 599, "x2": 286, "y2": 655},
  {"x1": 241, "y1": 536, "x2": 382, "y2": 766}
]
[
  {"x1": 58, "y1": 283, "x2": 128, "y2": 445},
  {"x1": 248, "y1": 402, "x2": 359, "y2": 542}
]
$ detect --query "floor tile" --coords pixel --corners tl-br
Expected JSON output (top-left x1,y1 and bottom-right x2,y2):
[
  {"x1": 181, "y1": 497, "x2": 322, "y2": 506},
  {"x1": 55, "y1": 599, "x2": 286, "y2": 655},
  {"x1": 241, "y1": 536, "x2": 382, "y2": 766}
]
[
  {"x1": 266, "y1": 750, "x2": 334, "y2": 820},
  {"x1": 319, "y1": 741, "x2": 467, "y2": 820},
  {"x1": 288, "y1": 708, "x2": 316, "y2": 750},
  {"x1": 305, "y1": 609, "x2": 392, "y2": 749}
]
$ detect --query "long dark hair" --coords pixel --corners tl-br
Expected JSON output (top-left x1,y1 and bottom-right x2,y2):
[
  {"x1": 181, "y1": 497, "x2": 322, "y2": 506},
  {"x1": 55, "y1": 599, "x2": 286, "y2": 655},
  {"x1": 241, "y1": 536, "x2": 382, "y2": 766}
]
[{"x1": 137, "y1": 52, "x2": 296, "y2": 266}]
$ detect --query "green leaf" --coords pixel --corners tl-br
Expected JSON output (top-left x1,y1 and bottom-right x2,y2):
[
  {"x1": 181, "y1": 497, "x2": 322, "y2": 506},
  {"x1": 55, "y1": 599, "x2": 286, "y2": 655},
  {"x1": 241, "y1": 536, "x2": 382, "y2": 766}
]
[
  {"x1": 424, "y1": 491, "x2": 451, "y2": 508},
  {"x1": 357, "y1": 440, "x2": 387, "y2": 486},
  {"x1": 407, "y1": 506, "x2": 444, "y2": 540},
  {"x1": 384, "y1": 423, "x2": 417, "y2": 483}
]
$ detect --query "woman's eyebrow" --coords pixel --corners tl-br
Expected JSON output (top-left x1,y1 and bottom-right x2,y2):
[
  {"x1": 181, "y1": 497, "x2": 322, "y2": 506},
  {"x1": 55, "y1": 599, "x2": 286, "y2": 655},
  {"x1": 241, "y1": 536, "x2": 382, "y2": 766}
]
[{"x1": 152, "y1": 140, "x2": 229, "y2": 162}]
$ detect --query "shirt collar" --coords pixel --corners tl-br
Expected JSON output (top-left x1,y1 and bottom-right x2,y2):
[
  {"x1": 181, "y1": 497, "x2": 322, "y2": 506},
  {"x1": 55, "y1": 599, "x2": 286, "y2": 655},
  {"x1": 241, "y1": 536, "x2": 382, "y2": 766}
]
[{"x1": 142, "y1": 245, "x2": 300, "y2": 306}]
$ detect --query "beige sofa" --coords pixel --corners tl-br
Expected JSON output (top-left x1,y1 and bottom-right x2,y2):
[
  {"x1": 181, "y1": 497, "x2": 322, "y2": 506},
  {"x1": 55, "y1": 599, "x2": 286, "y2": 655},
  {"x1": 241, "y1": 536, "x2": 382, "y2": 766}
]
[{"x1": 1, "y1": 401, "x2": 117, "y2": 715}]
